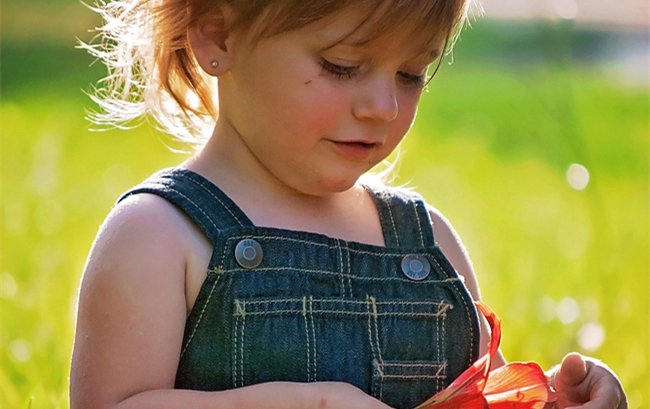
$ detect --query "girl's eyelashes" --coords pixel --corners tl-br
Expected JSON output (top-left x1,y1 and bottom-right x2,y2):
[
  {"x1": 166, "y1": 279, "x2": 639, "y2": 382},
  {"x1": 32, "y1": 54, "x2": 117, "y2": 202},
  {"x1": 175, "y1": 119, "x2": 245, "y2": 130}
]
[
  {"x1": 397, "y1": 71, "x2": 428, "y2": 89},
  {"x1": 319, "y1": 57, "x2": 428, "y2": 89},
  {"x1": 318, "y1": 58, "x2": 359, "y2": 79}
]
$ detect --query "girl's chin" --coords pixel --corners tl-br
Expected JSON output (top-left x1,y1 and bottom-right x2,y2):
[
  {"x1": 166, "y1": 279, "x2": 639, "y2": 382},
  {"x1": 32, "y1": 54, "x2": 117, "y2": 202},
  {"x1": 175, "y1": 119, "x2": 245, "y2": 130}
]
[{"x1": 289, "y1": 174, "x2": 365, "y2": 197}]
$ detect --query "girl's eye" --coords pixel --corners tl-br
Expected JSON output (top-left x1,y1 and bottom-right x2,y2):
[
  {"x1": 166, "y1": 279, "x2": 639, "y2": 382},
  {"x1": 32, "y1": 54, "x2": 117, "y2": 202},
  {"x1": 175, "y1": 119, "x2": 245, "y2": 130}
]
[
  {"x1": 319, "y1": 58, "x2": 359, "y2": 79},
  {"x1": 397, "y1": 71, "x2": 427, "y2": 89}
]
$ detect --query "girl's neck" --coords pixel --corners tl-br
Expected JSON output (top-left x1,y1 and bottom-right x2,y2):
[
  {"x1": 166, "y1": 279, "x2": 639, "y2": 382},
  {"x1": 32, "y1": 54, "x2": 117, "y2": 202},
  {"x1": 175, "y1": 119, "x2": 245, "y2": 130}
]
[{"x1": 183, "y1": 130, "x2": 386, "y2": 246}]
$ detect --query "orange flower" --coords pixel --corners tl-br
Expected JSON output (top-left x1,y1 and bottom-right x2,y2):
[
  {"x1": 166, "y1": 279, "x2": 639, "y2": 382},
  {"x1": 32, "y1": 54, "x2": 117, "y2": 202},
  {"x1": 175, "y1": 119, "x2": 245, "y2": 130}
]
[{"x1": 414, "y1": 302, "x2": 557, "y2": 409}]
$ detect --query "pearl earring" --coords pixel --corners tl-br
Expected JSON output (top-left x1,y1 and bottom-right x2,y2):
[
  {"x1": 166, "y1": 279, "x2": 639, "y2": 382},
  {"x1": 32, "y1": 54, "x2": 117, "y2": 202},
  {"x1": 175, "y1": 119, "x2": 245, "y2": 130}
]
[{"x1": 210, "y1": 60, "x2": 219, "y2": 69}]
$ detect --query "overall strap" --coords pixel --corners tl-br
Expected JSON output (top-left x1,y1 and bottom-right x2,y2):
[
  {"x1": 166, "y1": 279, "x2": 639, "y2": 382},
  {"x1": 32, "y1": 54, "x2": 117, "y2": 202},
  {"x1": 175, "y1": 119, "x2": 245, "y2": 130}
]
[
  {"x1": 118, "y1": 168, "x2": 254, "y2": 245},
  {"x1": 367, "y1": 185, "x2": 435, "y2": 248}
]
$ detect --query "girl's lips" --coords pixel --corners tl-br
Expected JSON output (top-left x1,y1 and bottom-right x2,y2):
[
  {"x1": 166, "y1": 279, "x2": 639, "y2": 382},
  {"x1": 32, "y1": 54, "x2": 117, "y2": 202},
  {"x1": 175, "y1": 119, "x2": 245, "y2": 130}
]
[{"x1": 332, "y1": 141, "x2": 376, "y2": 160}]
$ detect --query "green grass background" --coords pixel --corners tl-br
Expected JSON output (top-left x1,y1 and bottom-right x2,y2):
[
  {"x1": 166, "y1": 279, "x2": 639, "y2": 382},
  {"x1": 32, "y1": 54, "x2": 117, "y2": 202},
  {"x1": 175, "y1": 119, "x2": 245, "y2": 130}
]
[{"x1": 2, "y1": 2, "x2": 648, "y2": 408}]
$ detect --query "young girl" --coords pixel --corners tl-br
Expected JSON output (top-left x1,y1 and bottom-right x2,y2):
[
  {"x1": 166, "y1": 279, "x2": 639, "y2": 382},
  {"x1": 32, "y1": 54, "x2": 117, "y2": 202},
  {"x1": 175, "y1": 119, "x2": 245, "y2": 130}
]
[{"x1": 70, "y1": 0, "x2": 627, "y2": 408}]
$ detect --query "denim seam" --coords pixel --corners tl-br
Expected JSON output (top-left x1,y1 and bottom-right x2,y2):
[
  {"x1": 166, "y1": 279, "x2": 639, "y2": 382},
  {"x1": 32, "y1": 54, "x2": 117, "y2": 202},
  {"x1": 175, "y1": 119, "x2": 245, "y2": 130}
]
[
  {"x1": 379, "y1": 374, "x2": 445, "y2": 379},
  {"x1": 164, "y1": 186, "x2": 219, "y2": 231},
  {"x1": 371, "y1": 360, "x2": 382, "y2": 401},
  {"x1": 240, "y1": 303, "x2": 246, "y2": 387},
  {"x1": 431, "y1": 256, "x2": 476, "y2": 368},
  {"x1": 381, "y1": 362, "x2": 446, "y2": 368},
  {"x1": 224, "y1": 235, "x2": 438, "y2": 256},
  {"x1": 233, "y1": 304, "x2": 240, "y2": 387},
  {"x1": 435, "y1": 313, "x2": 441, "y2": 363},
  {"x1": 438, "y1": 362, "x2": 447, "y2": 391},
  {"x1": 180, "y1": 272, "x2": 221, "y2": 357},
  {"x1": 344, "y1": 241, "x2": 352, "y2": 297},
  {"x1": 237, "y1": 310, "x2": 449, "y2": 317},
  {"x1": 232, "y1": 300, "x2": 247, "y2": 388},
  {"x1": 175, "y1": 173, "x2": 246, "y2": 227},
  {"x1": 367, "y1": 296, "x2": 384, "y2": 362},
  {"x1": 302, "y1": 297, "x2": 312, "y2": 382},
  {"x1": 385, "y1": 202, "x2": 400, "y2": 246},
  {"x1": 413, "y1": 201, "x2": 426, "y2": 247},
  {"x1": 372, "y1": 298, "x2": 384, "y2": 365},
  {"x1": 367, "y1": 297, "x2": 382, "y2": 400},
  {"x1": 335, "y1": 240, "x2": 346, "y2": 298},
  {"x1": 215, "y1": 266, "x2": 462, "y2": 284},
  {"x1": 309, "y1": 297, "x2": 317, "y2": 380},
  {"x1": 370, "y1": 295, "x2": 386, "y2": 401},
  {"x1": 239, "y1": 298, "x2": 451, "y2": 307}
]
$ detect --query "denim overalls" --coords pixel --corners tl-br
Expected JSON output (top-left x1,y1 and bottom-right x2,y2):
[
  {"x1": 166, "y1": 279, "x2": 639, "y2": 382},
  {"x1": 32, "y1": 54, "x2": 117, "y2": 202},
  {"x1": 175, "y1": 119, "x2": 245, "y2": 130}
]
[{"x1": 120, "y1": 168, "x2": 480, "y2": 409}]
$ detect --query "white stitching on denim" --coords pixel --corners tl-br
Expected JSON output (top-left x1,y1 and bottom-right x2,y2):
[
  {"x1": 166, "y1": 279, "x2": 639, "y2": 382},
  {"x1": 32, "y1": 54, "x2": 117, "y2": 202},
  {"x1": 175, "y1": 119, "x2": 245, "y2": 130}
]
[
  {"x1": 437, "y1": 362, "x2": 447, "y2": 391},
  {"x1": 232, "y1": 300, "x2": 246, "y2": 387},
  {"x1": 413, "y1": 201, "x2": 425, "y2": 247},
  {"x1": 309, "y1": 297, "x2": 317, "y2": 380},
  {"x1": 436, "y1": 314, "x2": 441, "y2": 363},
  {"x1": 372, "y1": 361, "x2": 383, "y2": 401},
  {"x1": 240, "y1": 310, "x2": 449, "y2": 317},
  {"x1": 302, "y1": 297, "x2": 311, "y2": 382},
  {"x1": 176, "y1": 173, "x2": 245, "y2": 227},
  {"x1": 431, "y1": 256, "x2": 476, "y2": 367},
  {"x1": 379, "y1": 374, "x2": 446, "y2": 379},
  {"x1": 369, "y1": 296, "x2": 384, "y2": 364},
  {"x1": 380, "y1": 362, "x2": 445, "y2": 367},
  {"x1": 180, "y1": 272, "x2": 221, "y2": 357},
  {"x1": 224, "y1": 235, "x2": 429, "y2": 256},
  {"x1": 385, "y1": 201, "x2": 400, "y2": 246},
  {"x1": 344, "y1": 242, "x2": 352, "y2": 296},
  {"x1": 378, "y1": 364, "x2": 384, "y2": 401},
  {"x1": 232, "y1": 306, "x2": 240, "y2": 387},
  {"x1": 366, "y1": 297, "x2": 377, "y2": 365},
  {"x1": 216, "y1": 265, "x2": 461, "y2": 284},
  {"x1": 367, "y1": 296, "x2": 385, "y2": 401},
  {"x1": 224, "y1": 233, "x2": 463, "y2": 258},
  {"x1": 237, "y1": 297, "x2": 451, "y2": 308},
  {"x1": 335, "y1": 240, "x2": 346, "y2": 297},
  {"x1": 165, "y1": 186, "x2": 219, "y2": 230},
  {"x1": 240, "y1": 302, "x2": 246, "y2": 387},
  {"x1": 227, "y1": 235, "x2": 331, "y2": 248}
]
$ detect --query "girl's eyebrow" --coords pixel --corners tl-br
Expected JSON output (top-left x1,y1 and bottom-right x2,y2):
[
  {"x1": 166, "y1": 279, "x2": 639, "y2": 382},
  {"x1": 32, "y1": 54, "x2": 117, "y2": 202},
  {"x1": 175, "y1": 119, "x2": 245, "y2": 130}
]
[
  {"x1": 325, "y1": 38, "x2": 442, "y2": 63},
  {"x1": 319, "y1": 33, "x2": 372, "y2": 51},
  {"x1": 317, "y1": 28, "x2": 443, "y2": 64}
]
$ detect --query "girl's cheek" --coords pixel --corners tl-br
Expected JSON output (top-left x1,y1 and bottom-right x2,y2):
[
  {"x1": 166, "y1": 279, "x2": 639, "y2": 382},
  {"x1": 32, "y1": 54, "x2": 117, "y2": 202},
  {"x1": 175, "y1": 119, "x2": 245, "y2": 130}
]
[
  {"x1": 299, "y1": 86, "x2": 350, "y2": 124},
  {"x1": 397, "y1": 94, "x2": 421, "y2": 126}
]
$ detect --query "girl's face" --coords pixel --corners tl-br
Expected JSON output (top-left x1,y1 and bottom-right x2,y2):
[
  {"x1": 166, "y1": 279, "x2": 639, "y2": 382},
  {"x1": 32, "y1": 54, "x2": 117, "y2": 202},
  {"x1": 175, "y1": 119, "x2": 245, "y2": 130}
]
[{"x1": 215, "y1": 7, "x2": 441, "y2": 197}]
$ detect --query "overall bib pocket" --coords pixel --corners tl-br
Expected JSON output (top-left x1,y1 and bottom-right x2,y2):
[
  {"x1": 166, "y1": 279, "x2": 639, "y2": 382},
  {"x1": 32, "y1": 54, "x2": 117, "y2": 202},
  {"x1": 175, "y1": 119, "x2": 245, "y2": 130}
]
[
  {"x1": 231, "y1": 295, "x2": 452, "y2": 407},
  {"x1": 372, "y1": 359, "x2": 447, "y2": 409}
]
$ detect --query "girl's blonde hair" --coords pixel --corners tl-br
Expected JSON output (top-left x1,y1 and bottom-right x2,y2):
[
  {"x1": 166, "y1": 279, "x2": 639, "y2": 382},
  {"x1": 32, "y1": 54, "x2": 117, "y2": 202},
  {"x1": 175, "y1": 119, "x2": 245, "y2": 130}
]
[{"x1": 85, "y1": 0, "x2": 473, "y2": 146}]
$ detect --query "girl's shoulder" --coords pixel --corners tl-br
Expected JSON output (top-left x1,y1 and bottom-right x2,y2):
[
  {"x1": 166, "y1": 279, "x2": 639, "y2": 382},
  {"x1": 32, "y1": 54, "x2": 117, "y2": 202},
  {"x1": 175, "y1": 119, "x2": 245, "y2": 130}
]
[
  {"x1": 105, "y1": 192, "x2": 206, "y2": 256},
  {"x1": 84, "y1": 190, "x2": 212, "y2": 311}
]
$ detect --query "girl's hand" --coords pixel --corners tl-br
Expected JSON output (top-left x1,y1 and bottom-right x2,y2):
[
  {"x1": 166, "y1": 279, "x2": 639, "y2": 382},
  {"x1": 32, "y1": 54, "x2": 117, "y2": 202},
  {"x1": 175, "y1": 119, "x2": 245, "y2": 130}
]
[{"x1": 547, "y1": 353, "x2": 627, "y2": 409}]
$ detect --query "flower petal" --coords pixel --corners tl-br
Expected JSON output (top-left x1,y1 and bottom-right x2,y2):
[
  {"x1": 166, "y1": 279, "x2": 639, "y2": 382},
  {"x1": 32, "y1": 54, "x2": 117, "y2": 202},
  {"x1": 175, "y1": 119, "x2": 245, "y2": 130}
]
[
  {"x1": 485, "y1": 362, "x2": 555, "y2": 409},
  {"x1": 413, "y1": 302, "x2": 557, "y2": 409}
]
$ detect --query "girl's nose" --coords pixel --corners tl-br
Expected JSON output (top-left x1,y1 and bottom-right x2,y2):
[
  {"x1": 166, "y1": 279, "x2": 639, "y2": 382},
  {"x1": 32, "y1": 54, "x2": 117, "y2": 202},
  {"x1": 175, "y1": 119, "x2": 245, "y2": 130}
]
[{"x1": 352, "y1": 75, "x2": 398, "y2": 123}]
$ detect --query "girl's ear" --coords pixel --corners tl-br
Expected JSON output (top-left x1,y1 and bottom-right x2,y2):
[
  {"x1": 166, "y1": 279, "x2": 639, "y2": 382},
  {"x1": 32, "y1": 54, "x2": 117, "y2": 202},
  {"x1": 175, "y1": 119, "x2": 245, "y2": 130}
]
[{"x1": 188, "y1": 8, "x2": 235, "y2": 76}]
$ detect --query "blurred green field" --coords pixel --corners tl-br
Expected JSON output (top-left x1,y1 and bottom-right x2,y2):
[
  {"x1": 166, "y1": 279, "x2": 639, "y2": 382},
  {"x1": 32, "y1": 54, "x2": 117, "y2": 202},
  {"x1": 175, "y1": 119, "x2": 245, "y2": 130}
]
[{"x1": 1, "y1": 4, "x2": 648, "y2": 409}]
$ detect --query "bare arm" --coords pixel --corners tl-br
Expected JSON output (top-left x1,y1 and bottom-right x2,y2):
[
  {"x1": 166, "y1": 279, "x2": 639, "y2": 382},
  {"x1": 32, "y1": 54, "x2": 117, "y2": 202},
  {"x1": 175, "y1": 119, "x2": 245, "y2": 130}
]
[
  {"x1": 428, "y1": 206, "x2": 507, "y2": 369},
  {"x1": 70, "y1": 194, "x2": 391, "y2": 409}
]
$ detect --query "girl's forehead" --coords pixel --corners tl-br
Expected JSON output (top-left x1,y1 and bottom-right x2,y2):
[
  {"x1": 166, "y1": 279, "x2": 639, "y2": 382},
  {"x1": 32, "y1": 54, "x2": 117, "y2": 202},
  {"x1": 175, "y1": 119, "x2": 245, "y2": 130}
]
[{"x1": 311, "y1": 7, "x2": 443, "y2": 62}]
